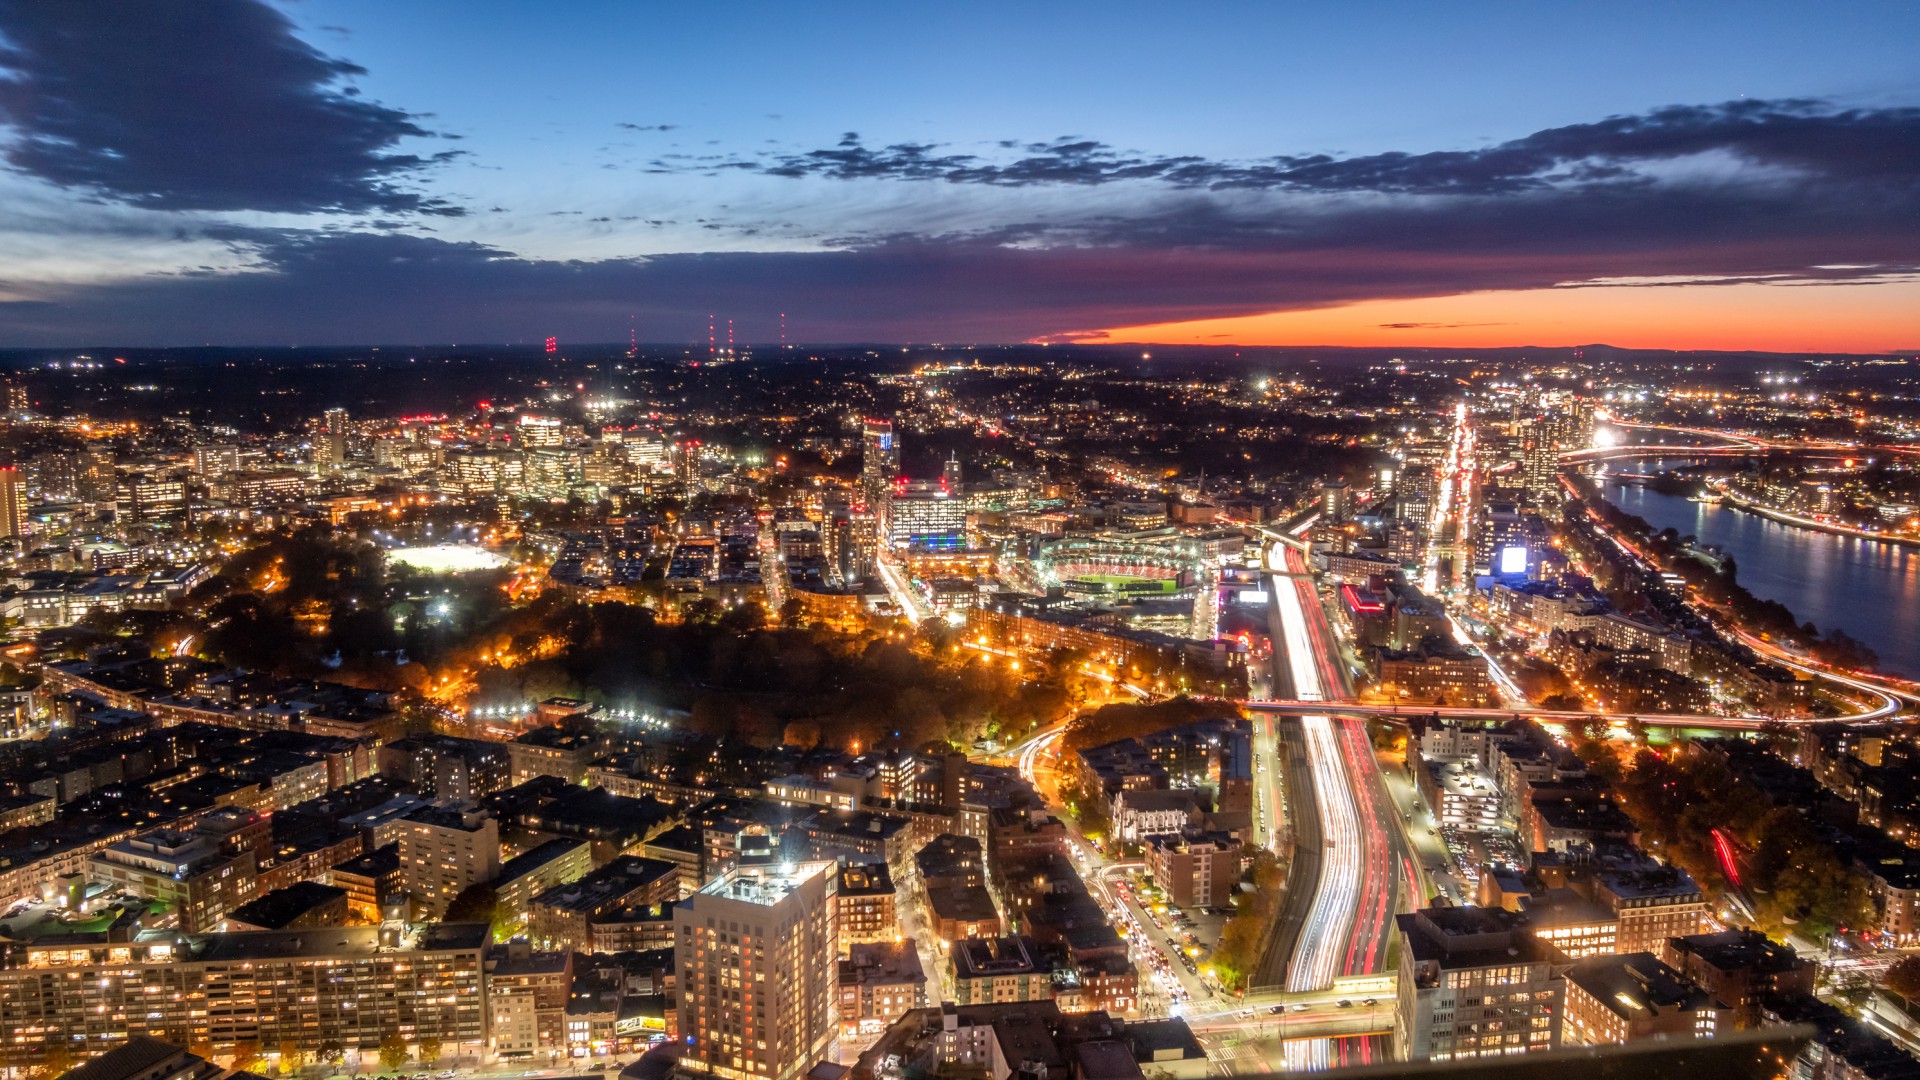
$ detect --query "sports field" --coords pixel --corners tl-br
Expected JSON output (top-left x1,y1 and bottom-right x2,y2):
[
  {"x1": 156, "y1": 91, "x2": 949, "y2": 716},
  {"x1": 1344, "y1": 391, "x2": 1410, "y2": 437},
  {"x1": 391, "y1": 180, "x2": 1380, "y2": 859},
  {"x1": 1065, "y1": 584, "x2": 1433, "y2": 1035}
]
[{"x1": 1067, "y1": 573, "x2": 1178, "y2": 594}]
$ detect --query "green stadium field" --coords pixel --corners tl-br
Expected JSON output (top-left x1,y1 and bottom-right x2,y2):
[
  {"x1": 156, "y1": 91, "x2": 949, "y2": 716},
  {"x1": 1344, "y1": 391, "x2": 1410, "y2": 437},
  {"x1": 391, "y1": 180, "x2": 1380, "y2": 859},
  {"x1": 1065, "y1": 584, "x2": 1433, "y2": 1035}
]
[{"x1": 1067, "y1": 573, "x2": 1179, "y2": 594}]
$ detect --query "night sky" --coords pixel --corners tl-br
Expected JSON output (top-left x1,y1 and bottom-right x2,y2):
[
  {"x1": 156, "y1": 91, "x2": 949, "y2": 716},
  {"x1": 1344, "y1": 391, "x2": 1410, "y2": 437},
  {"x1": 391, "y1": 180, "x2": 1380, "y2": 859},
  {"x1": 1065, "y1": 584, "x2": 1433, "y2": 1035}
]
[{"x1": 1, "y1": 0, "x2": 1916, "y2": 351}]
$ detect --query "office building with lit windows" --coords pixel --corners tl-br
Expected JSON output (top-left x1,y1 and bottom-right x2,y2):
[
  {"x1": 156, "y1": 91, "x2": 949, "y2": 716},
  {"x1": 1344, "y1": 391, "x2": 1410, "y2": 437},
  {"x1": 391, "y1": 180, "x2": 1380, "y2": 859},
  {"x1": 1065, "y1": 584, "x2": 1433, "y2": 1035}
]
[{"x1": 675, "y1": 859, "x2": 839, "y2": 1080}]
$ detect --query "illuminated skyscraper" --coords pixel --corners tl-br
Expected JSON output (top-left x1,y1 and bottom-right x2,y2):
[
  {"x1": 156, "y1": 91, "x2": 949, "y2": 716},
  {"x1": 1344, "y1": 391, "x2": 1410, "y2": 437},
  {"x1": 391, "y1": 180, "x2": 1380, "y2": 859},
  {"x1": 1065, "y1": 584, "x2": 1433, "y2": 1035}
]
[
  {"x1": 860, "y1": 416, "x2": 898, "y2": 506},
  {"x1": 1321, "y1": 478, "x2": 1351, "y2": 523},
  {"x1": 317, "y1": 407, "x2": 351, "y2": 471},
  {"x1": 0, "y1": 466, "x2": 25, "y2": 540}
]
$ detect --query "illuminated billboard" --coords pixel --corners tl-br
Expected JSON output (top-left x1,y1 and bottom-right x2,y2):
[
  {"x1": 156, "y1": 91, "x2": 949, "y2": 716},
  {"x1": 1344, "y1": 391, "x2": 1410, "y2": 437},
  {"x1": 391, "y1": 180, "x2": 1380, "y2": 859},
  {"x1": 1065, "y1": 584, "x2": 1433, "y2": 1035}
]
[{"x1": 1498, "y1": 545, "x2": 1529, "y2": 576}]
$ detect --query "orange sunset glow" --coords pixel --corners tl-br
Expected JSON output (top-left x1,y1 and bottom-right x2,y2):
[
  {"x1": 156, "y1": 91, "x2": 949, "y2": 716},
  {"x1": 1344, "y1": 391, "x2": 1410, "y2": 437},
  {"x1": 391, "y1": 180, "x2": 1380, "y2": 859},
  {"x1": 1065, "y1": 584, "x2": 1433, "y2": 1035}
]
[{"x1": 1087, "y1": 278, "x2": 1920, "y2": 354}]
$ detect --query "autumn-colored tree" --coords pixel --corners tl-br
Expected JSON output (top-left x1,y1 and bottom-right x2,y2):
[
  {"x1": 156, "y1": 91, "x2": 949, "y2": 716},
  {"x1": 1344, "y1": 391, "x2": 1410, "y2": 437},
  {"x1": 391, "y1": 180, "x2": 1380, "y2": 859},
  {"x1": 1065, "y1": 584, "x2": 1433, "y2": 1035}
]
[
  {"x1": 1885, "y1": 956, "x2": 1920, "y2": 1000},
  {"x1": 377, "y1": 1033, "x2": 409, "y2": 1073},
  {"x1": 1209, "y1": 850, "x2": 1287, "y2": 991}
]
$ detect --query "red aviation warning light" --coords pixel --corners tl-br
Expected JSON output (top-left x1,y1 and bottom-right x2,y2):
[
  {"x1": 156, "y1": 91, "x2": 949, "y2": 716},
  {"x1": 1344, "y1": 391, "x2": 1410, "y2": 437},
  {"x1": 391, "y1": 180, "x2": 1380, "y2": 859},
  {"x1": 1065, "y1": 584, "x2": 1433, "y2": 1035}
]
[{"x1": 544, "y1": 336, "x2": 558, "y2": 355}]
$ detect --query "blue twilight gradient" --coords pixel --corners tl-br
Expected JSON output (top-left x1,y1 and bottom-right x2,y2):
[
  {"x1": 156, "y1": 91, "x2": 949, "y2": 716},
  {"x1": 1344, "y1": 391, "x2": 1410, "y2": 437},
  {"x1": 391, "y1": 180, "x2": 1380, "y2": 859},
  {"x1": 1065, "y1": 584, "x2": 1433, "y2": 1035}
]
[{"x1": 0, "y1": 0, "x2": 1916, "y2": 346}]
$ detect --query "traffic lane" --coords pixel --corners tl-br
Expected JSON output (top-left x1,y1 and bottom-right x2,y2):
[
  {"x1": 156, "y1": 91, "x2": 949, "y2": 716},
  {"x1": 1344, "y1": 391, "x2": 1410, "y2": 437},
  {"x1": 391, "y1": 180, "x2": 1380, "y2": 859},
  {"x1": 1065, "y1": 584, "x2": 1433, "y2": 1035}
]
[
  {"x1": 1380, "y1": 766, "x2": 1462, "y2": 904},
  {"x1": 1101, "y1": 872, "x2": 1216, "y2": 1007},
  {"x1": 1067, "y1": 841, "x2": 1212, "y2": 1012}
]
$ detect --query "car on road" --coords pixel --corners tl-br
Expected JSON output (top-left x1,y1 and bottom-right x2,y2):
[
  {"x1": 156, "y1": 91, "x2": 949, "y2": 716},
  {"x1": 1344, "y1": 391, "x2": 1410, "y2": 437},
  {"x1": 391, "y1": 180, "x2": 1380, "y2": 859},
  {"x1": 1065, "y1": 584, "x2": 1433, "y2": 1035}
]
[
  {"x1": 1337, "y1": 999, "x2": 1353, "y2": 1008},
  {"x1": 1290, "y1": 1003, "x2": 1310, "y2": 1012},
  {"x1": 1269, "y1": 1005, "x2": 1284, "y2": 1014},
  {"x1": 1363, "y1": 997, "x2": 1377, "y2": 1006}
]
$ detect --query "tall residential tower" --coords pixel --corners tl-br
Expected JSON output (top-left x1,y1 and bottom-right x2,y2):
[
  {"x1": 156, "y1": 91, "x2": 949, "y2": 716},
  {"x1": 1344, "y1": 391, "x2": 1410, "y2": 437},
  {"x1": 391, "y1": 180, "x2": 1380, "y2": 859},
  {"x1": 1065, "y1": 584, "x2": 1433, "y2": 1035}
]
[{"x1": 675, "y1": 859, "x2": 839, "y2": 1080}]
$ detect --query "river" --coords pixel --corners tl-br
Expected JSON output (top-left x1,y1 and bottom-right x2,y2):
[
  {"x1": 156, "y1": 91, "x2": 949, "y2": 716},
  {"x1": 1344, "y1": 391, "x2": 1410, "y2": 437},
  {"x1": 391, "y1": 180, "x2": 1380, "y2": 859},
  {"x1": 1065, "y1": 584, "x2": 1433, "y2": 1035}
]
[{"x1": 1601, "y1": 474, "x2": 1920, "y2": 677}]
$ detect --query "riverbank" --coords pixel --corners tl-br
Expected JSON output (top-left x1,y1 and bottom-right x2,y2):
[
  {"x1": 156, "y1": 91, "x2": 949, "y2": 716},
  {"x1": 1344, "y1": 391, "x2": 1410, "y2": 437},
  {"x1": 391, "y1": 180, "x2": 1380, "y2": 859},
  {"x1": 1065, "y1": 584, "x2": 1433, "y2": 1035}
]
[
  {"x1": 1599, "y1": 480, "x2": 1920, "y2": 678},
  {"x1": 1719, "y1": 486, "x2": 1920, "y2": 550}
]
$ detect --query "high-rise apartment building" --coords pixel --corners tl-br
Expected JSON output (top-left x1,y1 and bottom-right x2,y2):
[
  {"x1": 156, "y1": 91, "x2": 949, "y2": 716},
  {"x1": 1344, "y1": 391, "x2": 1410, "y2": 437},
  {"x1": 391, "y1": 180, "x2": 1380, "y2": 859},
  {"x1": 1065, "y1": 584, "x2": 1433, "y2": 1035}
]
[
  {"x1": 77, "y1": 449, "x2": 115, "y2": 502},
  {"x1": 0, "y1": 924, "x2": 489, "y2": 1067},
  {"x1": 861, "y1": 416, "x2": 898, "y2": 506},
  {"x1": 395, "y1": 801, "x2": 501, "y2": 917},
  {"x1": 1396, "y1": 456, "x2": 1439, "y2": 523},
  {"x1": 1517, "y1": 395, "x2": 1595, "y2": 505},
  {"x1": 1321, "y1": 478, "x2": 1351, "y2": 523},
  {"x1": 675, "y1": 859, "x2": 839, "y2": 1080},
  {"x1": 1395, "y1": 906, "x2": 1566, "y2": 1062},
  {"x1": 29, "y1": 452, "x2": 76, "y2": 501},
  {"x1": 317, "y1": 407, "x2": 351, "y2": 471},
  {"x1": 0, "y1": 466, "x2": 26, "y2": 540}
]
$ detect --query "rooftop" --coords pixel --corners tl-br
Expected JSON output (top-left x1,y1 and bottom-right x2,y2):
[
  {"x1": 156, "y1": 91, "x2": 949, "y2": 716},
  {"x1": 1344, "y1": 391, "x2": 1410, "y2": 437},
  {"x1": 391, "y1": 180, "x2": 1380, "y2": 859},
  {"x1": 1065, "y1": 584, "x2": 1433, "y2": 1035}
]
[
  {"x1": 1566, "y1": 952, "x2": 1714, "y2": 1020},
  {"x1": 693, "y1": 860, "x2": 833, "y2": 908},
  {"x1": 224, "y1": 881, "x2": 347, "y2": 931}
]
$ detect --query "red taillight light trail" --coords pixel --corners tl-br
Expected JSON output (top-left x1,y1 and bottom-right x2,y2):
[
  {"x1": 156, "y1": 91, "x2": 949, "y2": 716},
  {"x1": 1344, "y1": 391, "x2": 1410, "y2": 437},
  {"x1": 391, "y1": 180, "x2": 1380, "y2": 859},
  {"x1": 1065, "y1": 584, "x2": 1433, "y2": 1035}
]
[{"x1": 1712, "y1": 828, "x2": 1744, "y2": 888}]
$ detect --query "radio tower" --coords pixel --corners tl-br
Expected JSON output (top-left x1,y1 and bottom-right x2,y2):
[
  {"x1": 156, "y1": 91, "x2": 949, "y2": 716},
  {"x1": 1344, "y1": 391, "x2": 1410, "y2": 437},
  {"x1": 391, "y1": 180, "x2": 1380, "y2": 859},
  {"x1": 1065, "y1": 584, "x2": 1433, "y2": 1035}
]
[
  {"x1": 707, "y1": 314, "x2": 715, "y2": 363},
  {"x1": 726, "y1": 318, "x2": 735, "y2": 361},
  {"x1": 780, "y1": 312, "x2": 787, "y2": 350},
  {"x1": 628, "y1": 313, "x2": 636, "y2": 357}
]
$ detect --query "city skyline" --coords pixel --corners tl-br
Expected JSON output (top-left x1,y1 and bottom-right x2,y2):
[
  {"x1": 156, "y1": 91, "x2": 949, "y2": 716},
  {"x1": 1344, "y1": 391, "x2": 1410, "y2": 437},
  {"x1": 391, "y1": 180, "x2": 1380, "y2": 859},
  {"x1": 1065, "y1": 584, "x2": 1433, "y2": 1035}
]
[
  {"x1": 0, "y1": 1, "x2": 1916, "y2": 350},
  {"x1": 8, "y1": 6, "x2": 1920, "y2": 1076},
  {"x1": 0, "y1": 346, "x2": 1917, "y2": 1076}
]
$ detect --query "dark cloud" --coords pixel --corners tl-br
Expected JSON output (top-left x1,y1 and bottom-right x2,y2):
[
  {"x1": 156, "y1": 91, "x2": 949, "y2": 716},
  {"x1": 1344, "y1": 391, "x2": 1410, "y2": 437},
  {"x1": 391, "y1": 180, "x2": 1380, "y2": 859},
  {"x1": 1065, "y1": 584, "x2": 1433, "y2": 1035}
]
[
  {"x1": 617, "y1": 123, "x2": 678, "y2": 132},
  {"x1": 5, "y1": 165, "x2": 1916, "y2": 346},
  {"x1": 728, "y1": 100, "x2": 1920, "y2": 195},
  {"x1": 0, "y1": 0, "x2": 461, "y2": 215},
  {"x1": 1, "y1": 94, "x2": 1916, "y2": 346}
]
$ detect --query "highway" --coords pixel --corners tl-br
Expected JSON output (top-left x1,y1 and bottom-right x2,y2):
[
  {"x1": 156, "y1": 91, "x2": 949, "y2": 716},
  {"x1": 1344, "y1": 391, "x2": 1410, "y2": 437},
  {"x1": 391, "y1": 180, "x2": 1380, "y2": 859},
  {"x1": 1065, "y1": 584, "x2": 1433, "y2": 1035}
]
[
  {"x1": 1240, "y1": 693, "x2": 1902, "y2": 728},
  {"x1": 1256, "y1": 531, "x2": 1411, "y2": 1071}
]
